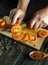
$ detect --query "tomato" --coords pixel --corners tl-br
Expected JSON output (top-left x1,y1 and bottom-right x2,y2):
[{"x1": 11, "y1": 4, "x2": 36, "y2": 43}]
[
  {"x1": 12, "y1": 32, "x2": 37, "y2": 42},
  {"x1": 31, "y1": 35, "x2": 37, "y2": 41},
  {"x1": 11, "y1": 23, "x2": 22, "y2": 33},
  {"x1": 0, "y1": 18, "x2": 7, "y2": 28},
  {"x1": 22, "y1": 33, "x2": 29, "y2": 41},
  {"x1": 12, "y1": 24, "x2": 37, "y2": 42},
  {"x1": 28, "y1": 34, "x2": 37, "y2": 42},
  {"x1": 39, "y1": 30, "x2": 48, "y2": 38},
  {"x1": 12, "y1": 32, "x2": 24, "y2": 41}
]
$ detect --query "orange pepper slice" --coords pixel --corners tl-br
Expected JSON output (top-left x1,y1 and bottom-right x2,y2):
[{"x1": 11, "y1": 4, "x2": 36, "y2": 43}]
[
  {"x1": 11, "y1": 23, "x2": 22, "y2": 33},
  {"x1": 12, "y1": 32, "x2": 24, "y2": 41},
  {"x1": 22, "y1": 33, "x2": 29, "y2": 41},
  {"x1": 28, "y1": 34, "x2": 37, "y2": 42},
  {"x1": 39, "y1": 30, "x2": 48, "y2": 38}
]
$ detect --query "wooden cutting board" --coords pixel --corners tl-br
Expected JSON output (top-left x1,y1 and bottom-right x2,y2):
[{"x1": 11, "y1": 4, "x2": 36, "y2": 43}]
[
  {"x1": 0, "y1": 16, "x2": 46, "y2": 50},
  {"x1": 0, "y1": 28, "x2": 45, "y2": 50}
]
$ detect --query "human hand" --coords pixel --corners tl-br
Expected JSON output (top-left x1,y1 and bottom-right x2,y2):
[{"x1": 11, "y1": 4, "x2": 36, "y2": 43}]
[
  {"x1": 28, "y1": 6, "x2": 48, "y2": 29},
  {"x1": 9, "y1": 8, "x2": 25, "y2": 25}
]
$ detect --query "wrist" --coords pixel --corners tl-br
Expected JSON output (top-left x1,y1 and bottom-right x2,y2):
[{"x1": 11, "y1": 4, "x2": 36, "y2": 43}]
[{"x1": 17, "y1": 0, "x2": 30, "y2": 12}]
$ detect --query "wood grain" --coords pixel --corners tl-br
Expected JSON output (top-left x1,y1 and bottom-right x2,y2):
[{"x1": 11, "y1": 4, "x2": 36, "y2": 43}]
[{"x1": 0, "y1": 29, "x2": 45, "y2": 50}]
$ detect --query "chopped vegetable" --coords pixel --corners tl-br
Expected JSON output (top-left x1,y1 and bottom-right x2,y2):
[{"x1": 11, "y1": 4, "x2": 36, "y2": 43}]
[
  {"x1": 12, "y1": 32, "x2": 37, "y2": 42},
  {"x1": 29, "y1": 35, "x2": 37, "y2": 41},
  {"x1": 11, "y1": 23, "x2": 22, "y2": 33},
  {"x1": 22, "y1": 33, "x2": 29, "y2": 41},
  {"x1": 39, "y1": 30, "x2": 48, "y2": 38},
  {"x1": 12, "y1": 32, "x2": 24, "y2": 41},
  {"x1": 11, "y1": 24, "x2": 37, "y2": 42}
]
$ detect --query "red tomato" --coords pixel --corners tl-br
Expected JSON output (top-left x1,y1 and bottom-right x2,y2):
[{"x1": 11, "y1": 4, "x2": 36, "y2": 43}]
[{"x1": 0, "y1": 18, "x2": 7, "y2": 28}]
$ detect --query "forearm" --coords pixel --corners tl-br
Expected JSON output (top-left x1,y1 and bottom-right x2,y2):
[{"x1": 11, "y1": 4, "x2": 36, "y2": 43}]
[{"x1": 17, "y1": 0, "x2": 30, "y2": 12}]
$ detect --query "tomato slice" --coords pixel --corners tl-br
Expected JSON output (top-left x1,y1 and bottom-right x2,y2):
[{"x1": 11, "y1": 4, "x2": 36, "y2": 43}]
[
  {"x1": 39, "y1": 30, "x2": 48, "y2": 38},
  {"x1": 28, "y1": 34, "x2": 37, "y2": 42},
  {"x1": 12, "y1": 32, "x2": 37, "y2": 42},
  {"x1": 22, "y1": 33, "x2": 29, "y2": 41},
  {"x1": 21, "y1": 33, "x2": 37, "y2": 42},
  {"x1": 31, "y1": 35, "x2": 37, "y2": 41},
  {"x1": 11, "y1": 23, "x2": 22, "y2": 33},
  {"x1": 12, "y1": 32, "x2": 24, "y2": 41}
]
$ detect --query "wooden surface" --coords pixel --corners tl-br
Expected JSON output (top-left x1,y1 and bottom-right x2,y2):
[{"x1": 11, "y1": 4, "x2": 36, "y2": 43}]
[{"x1": 0, "y1": 29, "x2": 45, "y2": 50}]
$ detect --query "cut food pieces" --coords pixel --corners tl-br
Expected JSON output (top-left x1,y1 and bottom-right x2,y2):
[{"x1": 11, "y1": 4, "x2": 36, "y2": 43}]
[
  {"x1": 12, "y1": 32, "x2": 37, "y2": 42},
  {"x1": 28, "y1": 34, "x2": 37, "y2": 42},
  {"x1": 11, "y1": 23, "x2": 22, "y2": 33},
  {"x1": 11, "y1": 25, "x2": 37, "y2": 42},
  {"x1": 22, "y1": 27, "x2": 37, "y2": 42},
  {"x1": 39, "y1": 30, "x2": 48, "y2": 38},
  {"x1": 12, "y1": 32, "x2": 24, "y2": 41}
]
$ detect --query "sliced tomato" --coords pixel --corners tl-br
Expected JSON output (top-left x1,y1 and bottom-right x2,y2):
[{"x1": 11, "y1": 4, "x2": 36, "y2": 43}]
[
  {"x1": 11, "y1": 23, "x2": 22, "y2": 33},
  {"x1": 12, "y1": 32, "x2": 24, "y2": 41},
  {"x1": 28, "y1": 34, "x2": 37, "y2": 42},
  {"x1": 39, "y1": 30, "x2": 48, "y2": 38},
  {"x1": 31, "y1": 35, "x2": 37, "y2": 41},
  {"x1": 22, "y1": 33, "x2": 29, "y2": 41},
  {"x1": 21, "y1": 33, "x2": 37, "y2": 42}
]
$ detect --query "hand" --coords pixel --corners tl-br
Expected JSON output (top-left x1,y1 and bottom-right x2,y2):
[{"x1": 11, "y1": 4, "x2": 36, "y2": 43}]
[
  {"x1": 28, "y1": 6, "x2": 48, "y2": 29},
  {"x1": 9, "y1": 8, "x2": 25, "y2": 25}
]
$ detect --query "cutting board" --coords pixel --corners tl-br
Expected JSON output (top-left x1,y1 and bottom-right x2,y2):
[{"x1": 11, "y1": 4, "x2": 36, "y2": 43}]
[
  {"x1": 0, "y1": 16, "x2": 46, "y2": 50},
  {"x1": 0, "y1": 28, "x2": 45, "y2": 50}
]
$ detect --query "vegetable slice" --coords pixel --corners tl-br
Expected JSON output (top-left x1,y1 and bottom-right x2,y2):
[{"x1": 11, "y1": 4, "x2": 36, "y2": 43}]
[
  {"x1": 11, "y1": 23, "x2": 22, "y2": 33},
  {"x1": 28, "y1": 34, "x2": 37, "y2": 42},
  {"x1": 12, "y1": 32, "x2": 24, "y2": 41},
  {"x1": 22, "y1": 33, "x2": 29, "y2": 41},
  {"x1": 39, "y1": 30, "x2": 48, "y2": 38}
]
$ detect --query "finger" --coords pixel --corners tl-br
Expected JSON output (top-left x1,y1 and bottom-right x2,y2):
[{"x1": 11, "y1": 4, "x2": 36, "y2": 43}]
[
  {"x1": 17, "y1": 15, "x2": 24, "y2": 24},
  {"x1": 38, "y1": 20, "x2": 47, "y2": 28},
  {"x1": 29, "y1": 15, "x2": 39, "y2": 28},
  {"x1": 42, "y1": 23, "x2": 47, "y2": 28},
  {"x1": 35, "y1": 20, "x2": 41, "y2": 29},
  {"x1": 10, "y1": 8, "x2": 17, "y2": 15},
  {"x1": 38, "y1": 20, "x2": 44, "y2": 28},
  {"x1": 33, "y1": 18, "x2": 40, "y2": 29},
  {"x1": 9, "y1": 8, "x2": 17, "y2": 20},
  {"x1": 11, "y1": 10, "x2": 23, "y2": 25},
  {"x1": 33, "y1": 18, "x2": 41, "y2": 29}
]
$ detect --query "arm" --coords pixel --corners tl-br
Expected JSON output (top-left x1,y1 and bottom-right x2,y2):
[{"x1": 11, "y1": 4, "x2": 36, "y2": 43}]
[
  {"x1": 9, "y1": 0, "x2": 30, "y2": 25},
  {"x1": 17, "y1": 0, "x2": 30, "y2": 12}
]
